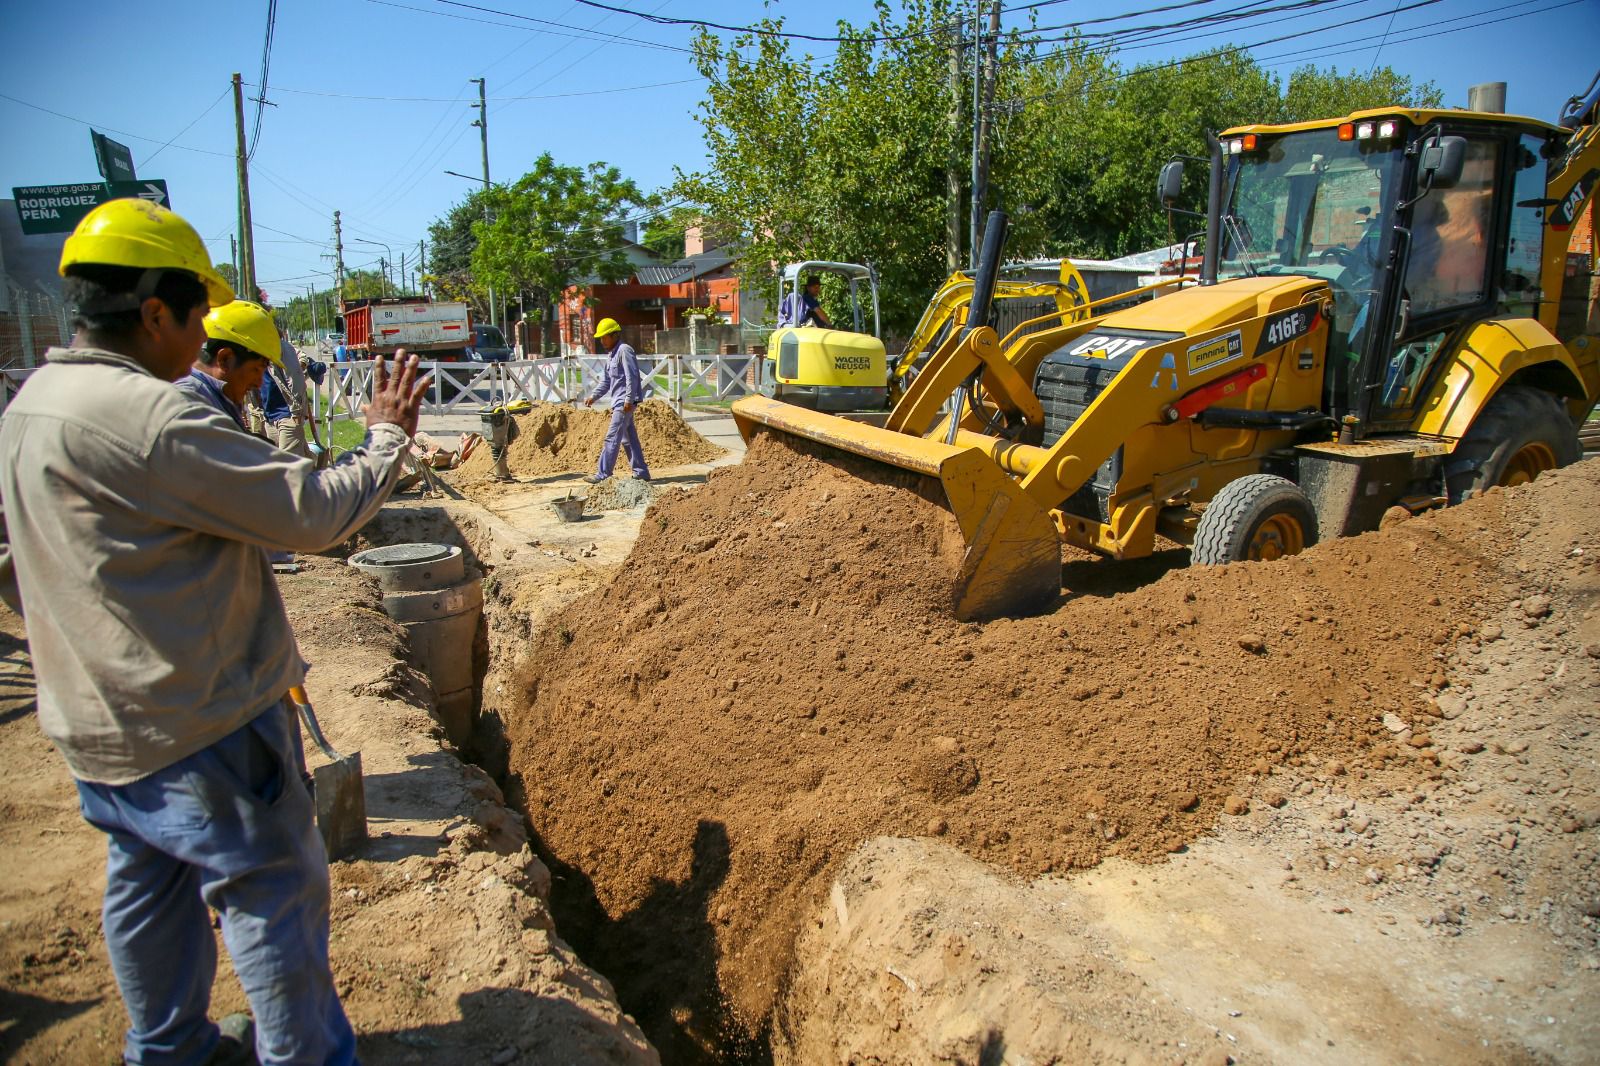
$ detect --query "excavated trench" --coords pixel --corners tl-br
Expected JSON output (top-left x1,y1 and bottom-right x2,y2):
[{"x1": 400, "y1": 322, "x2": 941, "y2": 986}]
[
  {"x1": 341, "y1": 443, "x2": 1593, "y2": 1065},
  {"x1": 347, "y1": 502, "x2": 770, "y2": 1063}
]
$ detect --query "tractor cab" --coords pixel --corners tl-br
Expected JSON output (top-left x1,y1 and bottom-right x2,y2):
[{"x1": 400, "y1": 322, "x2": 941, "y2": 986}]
[
  {"x1": 761, "y1": 261, "x2": 888, "y2": 412},
  {"x1": 1169, "y1": 105, "x2": 1589, "y2": 436}
]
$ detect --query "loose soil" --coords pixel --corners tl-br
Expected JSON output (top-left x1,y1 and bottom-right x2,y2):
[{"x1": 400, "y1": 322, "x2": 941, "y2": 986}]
[
  {"x1": 783, "y1": 461, "x2": 1600, "y2": 1064},
  {"x1": 456, "y1": 401, "x2": 723, "y2": 482},
  {"x1": 0, "y1": 551, "x2": 654, "y2": 1065},
  {"x1": 502, "y1": 430, "x2": 1588, "y2": 1057}
]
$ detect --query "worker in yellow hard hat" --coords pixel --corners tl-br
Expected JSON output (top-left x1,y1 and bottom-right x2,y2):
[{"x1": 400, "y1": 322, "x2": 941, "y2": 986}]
[
  {"x1": 176, "y1": 300, "x2": 284, "y2": 433},
  {"x1": 0, "y1": 198, "x2": 431, "y2": 1065},
  {"x1": 582, "y1": 316, "x2": 651, "y2": 482}
]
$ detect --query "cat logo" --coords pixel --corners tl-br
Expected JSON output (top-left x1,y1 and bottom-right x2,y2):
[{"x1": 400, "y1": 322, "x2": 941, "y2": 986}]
[
  {"x1": 1252, "y1": 303, "x2": 1322, "y2": 357},
  {"x1": 1186, "y1": 330, "x2": 1244, "y2": 374}
]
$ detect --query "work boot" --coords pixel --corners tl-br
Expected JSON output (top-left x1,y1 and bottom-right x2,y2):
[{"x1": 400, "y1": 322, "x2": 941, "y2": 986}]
[
  {"x1": 205, "y1": 1013, "x2": 257, "y2": 1066},
  {"x1": 582, "y1": 474, "x2": 607, "y2": 485}
]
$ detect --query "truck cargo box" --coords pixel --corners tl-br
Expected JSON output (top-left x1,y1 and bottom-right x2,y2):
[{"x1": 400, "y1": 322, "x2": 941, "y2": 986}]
[{"x1": 343, "y1": 298, "x2": 472, "y2": 357}]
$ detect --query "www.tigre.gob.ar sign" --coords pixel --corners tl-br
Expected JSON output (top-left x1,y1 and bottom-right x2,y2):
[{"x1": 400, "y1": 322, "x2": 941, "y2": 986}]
[{"x1": 11, "y1": 180, "x2": 170, "y2": 236}]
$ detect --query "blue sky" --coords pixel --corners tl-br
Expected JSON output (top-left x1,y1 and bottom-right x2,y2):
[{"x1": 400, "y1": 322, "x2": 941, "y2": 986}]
[{"x1": 2, "y1": 0, "x2": 1596, "y2": 304}]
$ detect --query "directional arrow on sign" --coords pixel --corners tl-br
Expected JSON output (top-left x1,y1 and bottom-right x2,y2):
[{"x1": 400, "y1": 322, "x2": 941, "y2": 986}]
[{"x1": 106, "y1": 179, "x2": 169, "y2": 209}]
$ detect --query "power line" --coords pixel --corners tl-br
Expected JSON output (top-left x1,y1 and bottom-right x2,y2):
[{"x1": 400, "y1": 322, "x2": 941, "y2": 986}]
[
  {"x1": 250, "y1": 76, "x2": 703, "y2": 102},
  {"x1": 143, "y1": 85, "x2": 231, "y2": 167},
  {"x1": 248, "y1": 0, "x2": 279, "y2": 160},
  {"x1": 1367, "y1": 0, "x2": 1404, "y2": 73},
  {"x1": 0, "y1": 91, "x2": 233, "y2": 157},
  {"x1": 478, "y1": 0, "x2": 949, "y2": 43},
  {"x1": 1010, "y1": 0, "x2": 1444, "y2": 69},
  {"x1": 361, "y1": 0, "x2": 692, "y2": 52}
]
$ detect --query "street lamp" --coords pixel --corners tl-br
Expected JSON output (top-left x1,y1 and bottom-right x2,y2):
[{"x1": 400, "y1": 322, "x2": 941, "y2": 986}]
[{"x1": 350, "y1": 238, "x2": 393, "y2": 297}]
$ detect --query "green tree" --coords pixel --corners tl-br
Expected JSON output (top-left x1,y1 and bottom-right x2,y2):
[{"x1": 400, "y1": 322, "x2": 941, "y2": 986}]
[
  {"x1": 640, "y1": 204, "x2": 701, "y2": 261},
  {"x1": 471, "y1": 154, "x2": 650, "y2": 354},
  {"x1": 426, "y1": 188, "x2": 492, "y2": 317},
  {"x1": 678, "y1": 2, "x2": 1442, "y2": 331},
  {"x1": 1280, "y1": 64, "x2": 1443, "y2": 123},
  {"x1": 215, "y1": 261, "x2": 239, "y2": 295}
]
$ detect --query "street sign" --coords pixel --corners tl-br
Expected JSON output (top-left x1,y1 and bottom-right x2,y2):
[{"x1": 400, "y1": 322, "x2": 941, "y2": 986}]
[
  {"x1": 107, "y1": 180, "x2": 169, "y2": 207},
  {"x1": 11, "y1": 180, "x2": 171, "y2": 235},
  {"x1": 91, "y1": 130, "x2": 137, "y2": 183}
]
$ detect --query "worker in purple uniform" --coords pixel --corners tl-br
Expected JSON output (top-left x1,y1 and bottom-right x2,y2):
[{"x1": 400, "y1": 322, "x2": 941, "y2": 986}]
[{"x1": 582, "y1": 317, "x2": 651, "y2": 484}]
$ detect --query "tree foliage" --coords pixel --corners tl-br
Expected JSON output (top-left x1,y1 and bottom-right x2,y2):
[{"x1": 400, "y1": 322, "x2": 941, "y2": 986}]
[
  {"x1": 469, "y1": 154, "x2": 650, "y2": 353},
  {"x1": 678, "y1": 1, "x2": 1442, "y2": 335},
  {"x1": 426, "y1": 189, "x2": 491, "y2": 317}
]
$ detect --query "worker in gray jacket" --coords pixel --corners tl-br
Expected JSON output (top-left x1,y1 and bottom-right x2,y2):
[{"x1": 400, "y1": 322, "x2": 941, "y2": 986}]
[{"x1": 0, "y1": 198, "x2": 430, "y2": 1066}]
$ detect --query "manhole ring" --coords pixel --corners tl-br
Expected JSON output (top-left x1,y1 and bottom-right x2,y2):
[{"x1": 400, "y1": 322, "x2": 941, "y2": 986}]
[{"x1": 350, "y1": 543, "x2": 455, "y2": 567}]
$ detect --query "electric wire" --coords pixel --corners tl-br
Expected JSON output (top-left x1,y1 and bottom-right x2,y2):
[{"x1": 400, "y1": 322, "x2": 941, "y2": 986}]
[
  {"x1": 143, "y1": 85, "x2": 232, "y2": 167},
  {"x1": 361, "y1": 0, "x2": 692, "y2": 52},
  {"x1": 247, "y1": 0, "x2": 279, "y2": 161},
  {"x1": 0, "y1": 92, "x2": 233, "y2": 157}
]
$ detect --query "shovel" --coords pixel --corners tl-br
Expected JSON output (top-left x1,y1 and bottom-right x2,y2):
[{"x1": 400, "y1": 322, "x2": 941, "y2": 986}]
[{"x1": 287, "y1": 685, "x2": 367, "y2": 860}]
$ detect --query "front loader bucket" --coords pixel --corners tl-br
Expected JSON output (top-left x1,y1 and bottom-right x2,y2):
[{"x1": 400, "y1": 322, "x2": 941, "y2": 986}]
[{"x1": 732, "y1": 395, "x2": 1061, "y2": 620}]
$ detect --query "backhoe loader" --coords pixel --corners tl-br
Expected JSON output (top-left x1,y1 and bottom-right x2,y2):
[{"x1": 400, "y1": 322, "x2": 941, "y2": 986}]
[{"x1": 732, "y1": 75, "x2": 1600, "y2": 621}]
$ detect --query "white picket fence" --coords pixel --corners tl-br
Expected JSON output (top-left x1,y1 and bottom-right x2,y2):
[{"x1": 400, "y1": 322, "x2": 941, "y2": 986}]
[
  {"x1": 312, "y1": 354, "x2": 760, "y2": 427},
  {"x1": 0, "y1": 354, "x2": 763, "y2": 424}
]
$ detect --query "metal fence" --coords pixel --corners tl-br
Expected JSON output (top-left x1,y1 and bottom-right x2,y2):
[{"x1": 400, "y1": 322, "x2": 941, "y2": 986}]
[
  {"x1": 308, "y1": 354, "x2": 761, "y2": 434},
  {"x1": 0, "y1": 283, "x2": 72, "y2": 371}
]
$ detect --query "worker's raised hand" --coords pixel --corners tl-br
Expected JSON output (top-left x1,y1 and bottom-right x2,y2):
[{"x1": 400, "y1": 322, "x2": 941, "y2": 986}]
[{"x1": 365, "y1": 349, "x2": 432, "y2": 438}]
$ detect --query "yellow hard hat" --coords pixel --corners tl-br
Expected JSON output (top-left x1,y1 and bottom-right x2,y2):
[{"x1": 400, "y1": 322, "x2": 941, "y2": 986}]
[
  {"x1": 203, "y1": 301, "x2": 284, "y2": 367},
  {"x1": 594, "y1": 317, "x2": 622, "y2": 339},
  {"x1": 60, "y1": 198, "x2": 234, "y2": 308}
]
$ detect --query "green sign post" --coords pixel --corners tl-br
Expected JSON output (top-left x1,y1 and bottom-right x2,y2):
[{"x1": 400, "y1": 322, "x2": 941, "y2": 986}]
[
  {"x1": 91, "y1": 130, "x2": 137, "y2": 183},
  {"x1": 10, "y1": 180, "x2": 170, "y2": 236}
]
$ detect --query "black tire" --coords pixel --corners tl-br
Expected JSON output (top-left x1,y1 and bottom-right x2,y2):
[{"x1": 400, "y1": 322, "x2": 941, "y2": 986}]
[
  {"x1": 1445, "y1": 386, "x2": 1580, "y2": 503},
  {"x1": 1192, "y1": 474, "x2": 1319, "y2": 565}
]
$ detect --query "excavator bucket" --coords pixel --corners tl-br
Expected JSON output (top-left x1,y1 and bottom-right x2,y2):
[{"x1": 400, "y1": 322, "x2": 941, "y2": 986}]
[{"x1": 732, "y1": 395, "x2": 1061, "y2": 620}]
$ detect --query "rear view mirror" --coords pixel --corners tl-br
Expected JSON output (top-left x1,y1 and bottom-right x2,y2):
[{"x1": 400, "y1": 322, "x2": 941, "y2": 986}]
[
  {"x1": 1419, "y1": 135, "x2": 1467, "y2": 189},
  {"x1": 1158, "y1": 161, "x2": 1185, "y2": 207}
]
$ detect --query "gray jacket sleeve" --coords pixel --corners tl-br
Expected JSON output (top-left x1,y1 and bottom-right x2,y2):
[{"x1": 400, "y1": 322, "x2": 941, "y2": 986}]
[
  {"x1": 0, "y1": 495, "x2": 19, "y2": 617},
  {"x1": 145, "y1": 405, "x2": 409, "y2": 553}
]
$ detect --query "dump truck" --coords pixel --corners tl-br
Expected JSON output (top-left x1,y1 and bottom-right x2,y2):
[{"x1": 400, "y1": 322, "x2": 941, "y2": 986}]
[
  {"x1": 733, "y1": 75, "x2": 1600, "y2": 621},
  {"x1": 341, "y1": 297, "x2": 474, "y2": 360}
]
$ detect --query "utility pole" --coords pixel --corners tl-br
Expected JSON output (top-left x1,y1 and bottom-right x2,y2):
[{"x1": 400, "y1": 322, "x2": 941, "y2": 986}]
[
  {"x1": 471, "y1": 76, "x2": 497, "y2": 328},
  {"x1": 417, "y1": 239, "x2": 426, "y2": 296},
  {"x1": 399, "y1": 250, "x2": 409, "y2": 295},
  {"x1": 333, "y1": 211, "x2": 345, "y2": 308},
  {"x1": 231, "y1": 73, "x2": 258, "y2": 301},
  {"x1": 968, "y1": 6, "x2": 983, "y2": 269},
  {"x1": 230, "y1": 234, "x2": 239, "y2": 290},
  {"x1": 947, "y1": 20, "x2": 963, "y2": 272},
  {"x1": 969, "y1": 4, "x2": 1000, "y2": 267},
  {"x1": 307, "y1": 284, "x2": 318, "y2": 340}
]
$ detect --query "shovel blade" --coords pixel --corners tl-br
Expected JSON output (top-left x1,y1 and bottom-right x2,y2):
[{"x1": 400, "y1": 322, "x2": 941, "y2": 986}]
[{"x1": 312, "y1": 752, "x2": 367, "y2": 861}]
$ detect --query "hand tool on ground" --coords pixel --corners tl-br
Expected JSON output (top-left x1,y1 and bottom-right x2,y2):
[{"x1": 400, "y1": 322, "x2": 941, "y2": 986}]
[{"x1": 288, "y1": 685, "x2": 367, "y2": 860}]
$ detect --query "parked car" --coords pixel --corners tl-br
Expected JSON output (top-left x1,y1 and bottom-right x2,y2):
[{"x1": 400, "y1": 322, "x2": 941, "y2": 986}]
[{"x1": 466, "y1": 324, "x2": 512, "y2": 362}]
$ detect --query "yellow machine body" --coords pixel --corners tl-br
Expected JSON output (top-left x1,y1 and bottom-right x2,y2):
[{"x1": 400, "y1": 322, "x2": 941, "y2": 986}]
[
  {"x1": 733, "y1": 92, "x2": 1600, "y2": 620},
  {"x1": 762, "y1": 326, "x2": 889, "y2": 412}
]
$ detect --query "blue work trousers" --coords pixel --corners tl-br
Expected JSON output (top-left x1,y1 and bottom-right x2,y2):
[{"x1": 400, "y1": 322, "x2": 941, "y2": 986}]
[
  {"x1": 74, "y1": 702, "x2": 357, "y2": 1066},
  {"x1": 596, "y1": 405, "x2": 650, "y2": 480}
]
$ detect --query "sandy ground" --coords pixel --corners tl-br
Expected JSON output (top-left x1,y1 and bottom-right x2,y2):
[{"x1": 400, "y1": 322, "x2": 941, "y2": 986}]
[
  {"x1": 778, "y1": 463, "x2": 1600, "y2": 1064},
  {"x1": 0, "y1": 554, "x2": 653, "y2": 1065}
]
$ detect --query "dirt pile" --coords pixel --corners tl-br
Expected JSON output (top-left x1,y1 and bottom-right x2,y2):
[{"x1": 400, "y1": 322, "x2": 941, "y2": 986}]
[
  {"x1": 457, "y1": 401, "x2": 722, "y2": 482},
  {"x1": 584, "y1": 477, "x2": 665, "y2": 513},
  {"x1": 504, "y1": 430, "x2": 1558, "y2": 1054}
]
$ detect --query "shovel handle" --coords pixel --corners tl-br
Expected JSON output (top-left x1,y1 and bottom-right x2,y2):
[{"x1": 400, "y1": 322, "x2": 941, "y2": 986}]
[{"x1": 288, "y1": 686, "x2": 343, "y2": 762}]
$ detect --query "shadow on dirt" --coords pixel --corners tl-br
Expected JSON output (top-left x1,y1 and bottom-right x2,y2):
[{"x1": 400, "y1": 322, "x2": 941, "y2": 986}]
[
  {"x1": 528, "y1": 817, "x2": 772, "y2": 1065},
  {"x1": 358, "y1": 986, "x2": 636, "y2": 1064},
  {"x1": 0, "y1": 988, "x2": 101, "y2": 1057},
  {"x1": 1060, "y1": 545, "x2": 1190, "y2": 601}
]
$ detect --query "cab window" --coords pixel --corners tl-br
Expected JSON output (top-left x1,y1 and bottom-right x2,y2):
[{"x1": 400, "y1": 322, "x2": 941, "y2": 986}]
[
  {"x1": 1404, "y1": 137, "x2": 1499, "y2": 316},
  {"x1": 1502, "y1": 133, "x2": 1547, "y2": 316}
]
